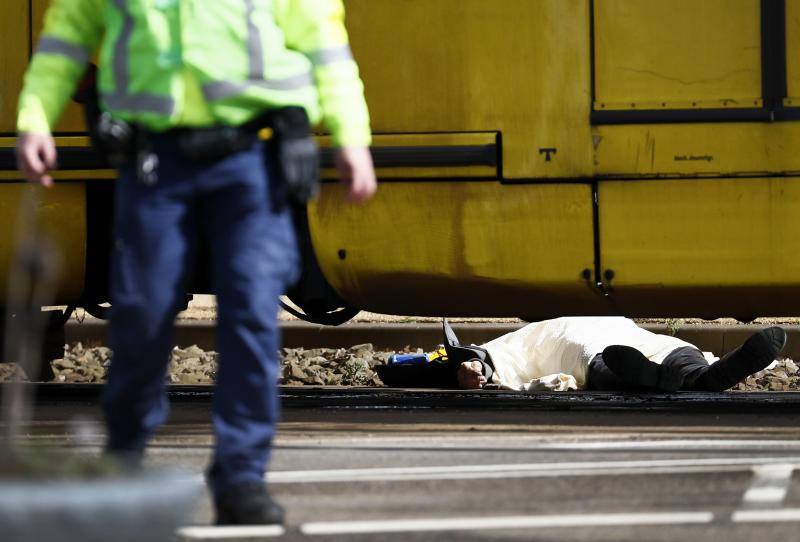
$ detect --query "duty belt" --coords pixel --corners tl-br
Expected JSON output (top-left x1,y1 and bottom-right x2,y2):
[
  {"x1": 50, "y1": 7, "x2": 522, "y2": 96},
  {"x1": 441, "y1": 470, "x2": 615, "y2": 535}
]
[{"x1": 92, "y1": 107, "x2": 320, "y2": 204}]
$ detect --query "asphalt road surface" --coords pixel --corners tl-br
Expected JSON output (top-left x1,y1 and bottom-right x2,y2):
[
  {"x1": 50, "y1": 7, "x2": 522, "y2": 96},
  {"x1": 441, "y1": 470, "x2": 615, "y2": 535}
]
[{"x1": 20, "y1": 401, "x2": 800, "y2": 541}]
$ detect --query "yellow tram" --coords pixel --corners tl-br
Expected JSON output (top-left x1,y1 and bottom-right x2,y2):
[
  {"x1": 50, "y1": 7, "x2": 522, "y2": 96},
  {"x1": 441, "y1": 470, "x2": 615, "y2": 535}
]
[{"x1": 1, "y1": 0, "x2": 799, "y2": 324}]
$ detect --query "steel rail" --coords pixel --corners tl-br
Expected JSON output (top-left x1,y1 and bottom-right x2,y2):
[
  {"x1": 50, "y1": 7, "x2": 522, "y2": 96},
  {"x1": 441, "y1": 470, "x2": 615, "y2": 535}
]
[{"x1": 2, "y1": 383, "x2": 800, "y2": 413}]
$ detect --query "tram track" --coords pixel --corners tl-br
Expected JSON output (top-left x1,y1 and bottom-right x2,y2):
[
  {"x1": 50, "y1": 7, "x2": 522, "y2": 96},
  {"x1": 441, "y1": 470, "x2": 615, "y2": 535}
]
[
  {"x1": 4, "y1": 382, "x2": 800, "y2": 413},
  {"x1": 7, "y1": 320, "x2": 796, "y2": 413}
]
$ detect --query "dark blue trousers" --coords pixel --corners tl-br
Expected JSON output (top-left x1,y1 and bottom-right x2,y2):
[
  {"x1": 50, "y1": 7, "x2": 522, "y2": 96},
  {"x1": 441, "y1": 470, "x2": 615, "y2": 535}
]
[{"x1": 102, "y1": 135, "x2": 298, "y2": 495}]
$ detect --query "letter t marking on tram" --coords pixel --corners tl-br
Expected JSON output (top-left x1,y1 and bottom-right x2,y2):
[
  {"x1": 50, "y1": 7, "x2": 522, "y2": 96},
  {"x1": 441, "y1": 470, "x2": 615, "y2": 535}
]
[{"x1": 539, "y1": 148, "x2": 557, "y2": 162}]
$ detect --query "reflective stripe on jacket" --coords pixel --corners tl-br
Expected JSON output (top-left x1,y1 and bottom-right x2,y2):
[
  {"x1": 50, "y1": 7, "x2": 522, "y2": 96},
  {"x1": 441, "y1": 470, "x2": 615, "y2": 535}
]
[{"x1": 17, "y1": 0, "x2": 371, "y2": 147}]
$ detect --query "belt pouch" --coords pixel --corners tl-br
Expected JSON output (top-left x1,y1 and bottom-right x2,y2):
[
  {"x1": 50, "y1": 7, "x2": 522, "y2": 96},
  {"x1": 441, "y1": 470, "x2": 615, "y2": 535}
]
[{"x1": 177, "y1": 127, "x2": 255, "y2": 163}]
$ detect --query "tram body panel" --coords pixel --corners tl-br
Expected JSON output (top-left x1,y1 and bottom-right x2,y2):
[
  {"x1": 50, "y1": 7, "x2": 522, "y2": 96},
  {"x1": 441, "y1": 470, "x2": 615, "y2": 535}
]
[
  {"x1": 0, "y1": 180, "x2": 86, "y2": 302},
  {"x1": 593, "y1": 0, "x2": 762, "y2": 109},
  {"x1": 593, "y1": 123, "x2": 800, "y2": 177},
  {"x1": 345, "y1": 0, "x2": 595, "y2": 180},
  {"x1": 598, "y1": 178, "x2": 800, "y2": 318},
  {"x1": 0, "y1": 2, "x2": 30, "y2": 133},
  {"x1": 308, "y1": 181, "x2": 602, "y2": 317},
  {"x1": 302, "y1": 0, "x2": 800, "y2": 319}
]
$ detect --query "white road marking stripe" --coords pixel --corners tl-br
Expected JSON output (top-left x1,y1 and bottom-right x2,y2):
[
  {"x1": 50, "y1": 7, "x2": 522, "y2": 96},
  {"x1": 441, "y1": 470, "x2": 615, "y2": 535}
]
[
  {"x1": 275, "y1": 438, "x2": 800, "y2": 451},
  {"x1": 732, "y1": 509, "x2": 800, "y2": 523},
  {"x1": 300, "y1": 512, "x2": 714, "y2": 536},
  {"x1": 744, "y1": 487, "x2": 790, "y2": 503},
  {"x1": 265, "y1": 456, "x2": 800, "y2": 484},
  {"x1": 742, "y1": 464, "x2": 795, "y2": 506},
  {"x1": 503, "y1": 439, "x2": 800, "y2": 451},
  {"x1": 176, "y1": 525, "x2": 285, "y2": 539}
]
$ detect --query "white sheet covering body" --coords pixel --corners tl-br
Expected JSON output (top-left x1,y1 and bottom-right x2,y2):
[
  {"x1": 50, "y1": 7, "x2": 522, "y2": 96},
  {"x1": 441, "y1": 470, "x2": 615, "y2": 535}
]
[{"x1": 481, "y1": 317, "x2": 709, "y2": 391}]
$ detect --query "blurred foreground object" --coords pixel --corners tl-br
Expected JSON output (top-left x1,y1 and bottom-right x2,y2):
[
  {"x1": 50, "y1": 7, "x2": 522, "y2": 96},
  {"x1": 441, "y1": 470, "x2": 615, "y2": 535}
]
[{"x1": 0, "y1": 188, "x2": 198, "y2": 542}]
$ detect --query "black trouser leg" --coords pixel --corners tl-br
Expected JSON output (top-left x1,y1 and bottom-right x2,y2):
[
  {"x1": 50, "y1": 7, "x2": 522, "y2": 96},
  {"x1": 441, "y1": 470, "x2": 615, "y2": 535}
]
[
  {"x1": 588, "y1": 347, "x2": 710, "y2": 391},
  {"x1": 587, "y1": 353, "x2": 644, "y2": 391},
  {"x1": 661, "y1": 346, "x2": 710, "y2": 390}
]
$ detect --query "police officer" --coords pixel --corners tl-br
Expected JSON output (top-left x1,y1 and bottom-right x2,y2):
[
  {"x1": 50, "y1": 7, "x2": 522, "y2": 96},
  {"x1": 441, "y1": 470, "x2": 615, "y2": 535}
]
[{"x1": 16, "y1": 0, "x2": 376, "y2": 526}]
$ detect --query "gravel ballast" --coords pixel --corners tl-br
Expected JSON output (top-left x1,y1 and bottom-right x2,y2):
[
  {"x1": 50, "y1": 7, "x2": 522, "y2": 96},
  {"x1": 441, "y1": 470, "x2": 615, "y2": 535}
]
[
  {"x1": 0, "y1": 343, "x2": 798, "y2": 392},
  {"x1": 0, "y1": 343, "x2": 395, "y2": 387}
]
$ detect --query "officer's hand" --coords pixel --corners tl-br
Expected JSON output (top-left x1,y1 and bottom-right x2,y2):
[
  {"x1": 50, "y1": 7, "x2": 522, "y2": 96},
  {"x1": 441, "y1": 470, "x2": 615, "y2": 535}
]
[
  {"x1": 457, "y1": 360, "x2": 487, "y2": 390},
  {"x1": 16, "y1": 132, "x2": 57, "y2": 187},
  {"x1": 335, "y1": 147, "x2": 377, "y2": 203}
]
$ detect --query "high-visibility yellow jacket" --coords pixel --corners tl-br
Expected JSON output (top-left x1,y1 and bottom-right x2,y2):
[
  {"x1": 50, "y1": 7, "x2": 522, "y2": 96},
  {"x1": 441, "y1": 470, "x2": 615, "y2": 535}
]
[{"x1": 17, "y1": 0, "x2": 371, "y2": 147}]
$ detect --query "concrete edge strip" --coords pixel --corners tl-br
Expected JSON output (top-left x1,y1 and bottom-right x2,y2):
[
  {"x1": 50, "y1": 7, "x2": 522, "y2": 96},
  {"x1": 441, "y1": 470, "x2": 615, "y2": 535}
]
[
  {"x1": 265, "y1": 456, "x2": 800, "y2": 484},
  {"x1": 300, "y1": 512, "x2": 714, "y2": 536}
]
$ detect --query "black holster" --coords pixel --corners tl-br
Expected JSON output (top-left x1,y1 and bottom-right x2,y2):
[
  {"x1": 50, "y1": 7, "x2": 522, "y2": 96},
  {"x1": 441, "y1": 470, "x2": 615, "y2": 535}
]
[{"x1": 264, "y1": 107, "x2": 321, "y2": 205}]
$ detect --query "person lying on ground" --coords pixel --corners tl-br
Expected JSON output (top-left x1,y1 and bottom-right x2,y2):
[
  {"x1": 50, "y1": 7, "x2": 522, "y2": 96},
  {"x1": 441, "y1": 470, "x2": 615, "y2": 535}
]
[{"x1": 444, "y1": 317, "x2": 787, "y2": 392}]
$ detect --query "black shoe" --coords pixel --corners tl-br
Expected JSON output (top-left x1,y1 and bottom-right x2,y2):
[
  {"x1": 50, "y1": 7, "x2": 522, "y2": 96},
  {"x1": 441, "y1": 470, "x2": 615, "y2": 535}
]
[
  {"x1": 214, "y1": 482, "x2": 285, "y2": 526},
  {"x1": 695, "y1": 327, "x2": 787, "y2": 392},
  {"x1": 601, "y1": 345, "x2": 684, "y2": 392}
]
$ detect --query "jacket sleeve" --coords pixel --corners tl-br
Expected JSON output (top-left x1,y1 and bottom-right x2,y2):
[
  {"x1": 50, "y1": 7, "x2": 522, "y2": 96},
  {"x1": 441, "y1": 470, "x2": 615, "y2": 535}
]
[
  {"x1": 17, "y1": 0, "x2": 105, "y2": 134},
  {"x1": 279, "y1": 0, "x2": 372, "y2": 147}
]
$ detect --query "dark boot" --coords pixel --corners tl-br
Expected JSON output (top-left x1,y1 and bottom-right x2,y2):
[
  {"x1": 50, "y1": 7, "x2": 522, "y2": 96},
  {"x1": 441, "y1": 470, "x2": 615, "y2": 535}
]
[
  {"x1": 600, "y1": 345, "x2": 685, "y2": 392},
  {"x1": 694, "y1": 327, "x2": 787, "y2": 392},
  {"x1": 214, "y1": 482, "x2": 285, "y2": 526}
]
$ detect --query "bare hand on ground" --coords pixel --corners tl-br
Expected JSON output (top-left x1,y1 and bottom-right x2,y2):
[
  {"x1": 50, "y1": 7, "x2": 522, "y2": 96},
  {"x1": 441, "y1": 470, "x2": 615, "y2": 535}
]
[
  {"x1": 335, "y1": 146, "x2": 377, "y2": 202},
  {"x1": 16, "y1": 132, "x2": 57, "y2": 187},
  {"x1": 457, "y1": 360, "x2": 487, "y2": 389}
]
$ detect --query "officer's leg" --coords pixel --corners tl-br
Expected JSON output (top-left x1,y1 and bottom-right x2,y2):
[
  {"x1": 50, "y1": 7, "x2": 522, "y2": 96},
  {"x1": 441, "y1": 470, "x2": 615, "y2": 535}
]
[
  {"x1": 102, "y1": 158, "x2": 196, "y2": 455},
  {"x1": 199, "y1": 144, "x2": 298, "y2": 499}
]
